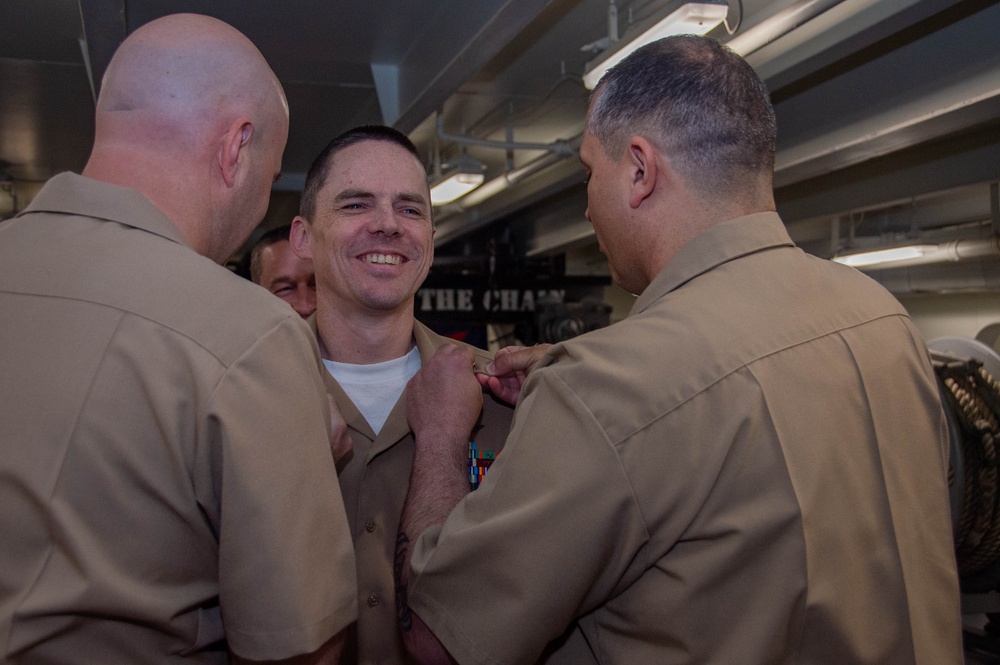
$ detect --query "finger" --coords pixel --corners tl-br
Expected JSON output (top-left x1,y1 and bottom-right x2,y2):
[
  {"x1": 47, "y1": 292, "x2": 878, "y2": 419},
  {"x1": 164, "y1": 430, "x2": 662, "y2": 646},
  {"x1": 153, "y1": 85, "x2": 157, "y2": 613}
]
[{"x1": 490, "y1": 346, "x2": 543, "y2": 376}]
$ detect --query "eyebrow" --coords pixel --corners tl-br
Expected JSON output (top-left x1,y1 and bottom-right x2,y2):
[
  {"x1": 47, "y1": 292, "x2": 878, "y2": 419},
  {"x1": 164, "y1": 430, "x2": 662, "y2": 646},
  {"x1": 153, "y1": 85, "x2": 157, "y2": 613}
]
[
  {"x1": 396, "y1": 191, "x2": 429, "y2": 207},
  {"x1": 333, "y1": 188, "x2": 428, "y2": 207},
  {"x1": 334, "y1": 188, "x2": 375, "y2": 203}
]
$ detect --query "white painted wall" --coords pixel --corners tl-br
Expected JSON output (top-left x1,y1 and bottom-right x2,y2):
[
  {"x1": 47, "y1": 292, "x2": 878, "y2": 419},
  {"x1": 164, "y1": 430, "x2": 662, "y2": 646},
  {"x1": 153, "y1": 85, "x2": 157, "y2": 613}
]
[{"x1": 897, "y1": 292, "x2": 1000, "y2": 350}]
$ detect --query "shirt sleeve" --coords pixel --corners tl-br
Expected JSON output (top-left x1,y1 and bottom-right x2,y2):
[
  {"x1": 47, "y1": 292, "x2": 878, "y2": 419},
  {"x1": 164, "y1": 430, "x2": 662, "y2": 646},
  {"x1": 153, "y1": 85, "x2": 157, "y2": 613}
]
[
  {"x1": 209, "y1": 315, "x2": 357, "y2": 660},
  {"x1": 407, "y1": 365, "x2": 649, "y2": 665}
]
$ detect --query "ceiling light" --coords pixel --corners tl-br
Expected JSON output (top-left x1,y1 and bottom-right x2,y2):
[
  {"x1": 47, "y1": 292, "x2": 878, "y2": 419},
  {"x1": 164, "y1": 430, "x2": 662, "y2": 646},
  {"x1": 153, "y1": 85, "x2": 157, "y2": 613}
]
[
  {"x1": 430, "y1": 156, "x2": 486, "y2": 206},
  {"x1": 832, "y1": 238, "x2": 1000, "y2": 270},
  {"x1": 832, "y1": 245, "x2": 939, "y2": 268},
  {"x1": 582, "y1": 2, "x2": 730, "y2": 90}
]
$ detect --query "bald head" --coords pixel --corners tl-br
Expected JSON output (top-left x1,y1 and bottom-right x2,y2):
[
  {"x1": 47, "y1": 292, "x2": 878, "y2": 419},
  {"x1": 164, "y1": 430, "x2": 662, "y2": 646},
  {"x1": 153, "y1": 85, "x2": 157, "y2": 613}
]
[
  {"x1": 85, "y1": 14, "x2": 289, "y2": 263},
  {"x1": 98, "y1": 14, "x2": 287, "y2": 141}
]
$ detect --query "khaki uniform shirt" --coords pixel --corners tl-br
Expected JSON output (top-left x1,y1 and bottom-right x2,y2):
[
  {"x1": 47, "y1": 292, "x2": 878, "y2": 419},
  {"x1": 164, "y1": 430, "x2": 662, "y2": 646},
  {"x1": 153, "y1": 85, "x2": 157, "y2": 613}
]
[
  {"x1": 316, "y1": 320, "x2": 594, "y2": 665},
  {"x1": 0, "y1": 173, "x2": 357, "y2": 664},
  {"x1": 314, "y1": 319, "x2": 511, "y2": 664},
  {"x1": 409, "y1": 212, "x2": 963, "y2": 664}
]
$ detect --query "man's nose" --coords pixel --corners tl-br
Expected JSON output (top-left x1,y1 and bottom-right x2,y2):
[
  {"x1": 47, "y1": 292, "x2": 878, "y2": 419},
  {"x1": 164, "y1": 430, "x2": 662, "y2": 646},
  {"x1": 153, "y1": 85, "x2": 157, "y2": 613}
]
[
  {"x1": 368, "y1": 204, "x2": 403, "y2": 235},
  {"x1": 292, "y1": 288, "x2": 316, "y2": 318}
]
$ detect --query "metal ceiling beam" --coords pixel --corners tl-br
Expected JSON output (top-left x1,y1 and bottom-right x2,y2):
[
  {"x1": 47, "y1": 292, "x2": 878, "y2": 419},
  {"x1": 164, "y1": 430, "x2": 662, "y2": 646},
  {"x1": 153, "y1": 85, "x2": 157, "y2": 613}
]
[
  {"x1": 381, "y1": 0, "x2": 554, "y2": 134},
  {"x1": 78, "y1": 0, "x2": 128, "y2": 99},
  {"x1": 773, "y1": 77, "x2": 1000, "y2": 189},
  {"x1": 525, "y1": 213, "x2": 594, "y2": 257},
  {"x1": 776, "y1": 122, "x2": 1000, "y2": 224},
  {"x1": 745, "y1": 0, "x2": 966, "y2": 91},
  {"x1": 869, "y1": 257, "x2": 1000, "y2": 294},
  {"x1": 771, "y1": 0, "x2": 1000, "y2": 188}
]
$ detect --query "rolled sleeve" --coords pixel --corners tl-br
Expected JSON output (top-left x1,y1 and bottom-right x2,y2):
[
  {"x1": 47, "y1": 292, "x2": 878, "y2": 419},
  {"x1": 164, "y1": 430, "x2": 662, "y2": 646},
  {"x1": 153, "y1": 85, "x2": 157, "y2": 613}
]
[
  {"x1": 211, "y1": 316, "x2": 357, "y2": 660},
  {"x1": 408, "y1": 367, "x2": 647, "y2": 665}
]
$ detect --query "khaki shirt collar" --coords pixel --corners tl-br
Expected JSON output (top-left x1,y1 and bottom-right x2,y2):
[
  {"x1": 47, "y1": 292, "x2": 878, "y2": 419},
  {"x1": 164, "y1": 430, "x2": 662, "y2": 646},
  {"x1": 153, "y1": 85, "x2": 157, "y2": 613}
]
[
  {"x1": 20, "y1": 172, "x2": 191, "y2": 249},
  {"x1": 375, "y1": 320, "x2": 448, "y2": 448},
  {"x1": 307, "y1": 314, "x2": 453, "y2": 453},
  {"x1": 631, "y1": 211, "x2": 794, "y2": 317}
]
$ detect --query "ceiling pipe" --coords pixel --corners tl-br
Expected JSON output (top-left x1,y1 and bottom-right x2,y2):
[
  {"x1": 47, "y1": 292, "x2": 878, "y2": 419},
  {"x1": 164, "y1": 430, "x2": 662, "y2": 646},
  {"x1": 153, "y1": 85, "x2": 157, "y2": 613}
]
[
  {"x1": 841, "y1": 236, "x2": 1000, "y2": 271},
  {"x1": 870, "y1": 256, "x2": 1000, "y2": 294},
  {"x1": 436, "y1": 115, "x2": 576, "y2": 157},
  {"x1": 434, "y1": 133, "x2": 583, "y2": 221}
]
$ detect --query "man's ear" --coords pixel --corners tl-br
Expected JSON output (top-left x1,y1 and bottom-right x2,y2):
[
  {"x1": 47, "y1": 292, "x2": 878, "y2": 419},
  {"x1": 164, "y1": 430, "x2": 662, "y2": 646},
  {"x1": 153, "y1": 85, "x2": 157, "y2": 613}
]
[
  {"x1": 626, "y1": 136, "x2": 658, "y2": 210},
  {"x1": 221, "y1": 119, "x2": 254, "y2": 188},
  {"x1": 290, "y1": 216, "x2": 313, "y2": 260}
]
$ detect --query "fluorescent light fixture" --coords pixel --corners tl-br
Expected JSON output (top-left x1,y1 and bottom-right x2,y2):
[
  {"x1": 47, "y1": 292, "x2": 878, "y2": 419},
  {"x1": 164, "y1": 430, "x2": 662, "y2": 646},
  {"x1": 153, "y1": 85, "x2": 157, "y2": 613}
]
[
  {"x1": 430, "y1": 172, "x2": 484, "y2": 205},
  {"x1": 430, "y1": 155, "x2": 485, "y2": 206},
  {"x1": 832, "y1": 245, "x2": 937, "y2": 268},
  {"x1": 582, "y1": 2, "x2": 729, "y2": 90}
]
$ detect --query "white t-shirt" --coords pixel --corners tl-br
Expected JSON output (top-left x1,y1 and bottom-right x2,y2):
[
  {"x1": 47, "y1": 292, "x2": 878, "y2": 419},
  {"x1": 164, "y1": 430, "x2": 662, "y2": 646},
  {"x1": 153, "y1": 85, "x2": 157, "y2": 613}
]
[{"x1": 323, "y1": 346, "x2": 421, "y2": 435}]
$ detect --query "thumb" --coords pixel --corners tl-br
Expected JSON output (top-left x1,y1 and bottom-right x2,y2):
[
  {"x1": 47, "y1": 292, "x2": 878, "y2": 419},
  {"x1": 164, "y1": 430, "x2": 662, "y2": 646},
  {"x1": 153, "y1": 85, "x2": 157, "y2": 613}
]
[{"x1": 490, "y1": 345, "x2": 550, "y2": 376}]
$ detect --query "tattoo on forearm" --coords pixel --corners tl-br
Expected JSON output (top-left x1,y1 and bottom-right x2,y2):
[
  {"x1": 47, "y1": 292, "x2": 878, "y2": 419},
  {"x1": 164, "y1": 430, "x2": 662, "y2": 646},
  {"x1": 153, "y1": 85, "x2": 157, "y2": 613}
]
[{"x1": 394, "y1": 531, "x2": 413, "y2": 631}]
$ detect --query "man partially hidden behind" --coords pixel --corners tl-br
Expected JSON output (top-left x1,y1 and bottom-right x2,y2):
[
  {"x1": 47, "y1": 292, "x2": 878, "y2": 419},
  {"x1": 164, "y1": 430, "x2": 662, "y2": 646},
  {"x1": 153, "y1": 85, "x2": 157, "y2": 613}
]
[
  {"x1": 0, "y1": 14, "x2": 356, "y2": 665},
  {"x1": 289, "y1": 125, "x2": 592, "y2": 665},
  {"x1": 250, "y1": 223, "x2": 317, "y2": 318},
  {"x1": 397, "y1": 36, "x2": 963, "y2": 665}
]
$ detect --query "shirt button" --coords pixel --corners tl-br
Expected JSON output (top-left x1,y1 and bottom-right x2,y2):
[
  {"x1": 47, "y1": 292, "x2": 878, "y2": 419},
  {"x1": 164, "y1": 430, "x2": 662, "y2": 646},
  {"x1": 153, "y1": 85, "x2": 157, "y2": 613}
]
[
  {"x1": 365, "y1": 519, "x2": 376, "y2": 533},
  {"x1": 368, "y1": 593, "x2": 380, "y2": 607}
]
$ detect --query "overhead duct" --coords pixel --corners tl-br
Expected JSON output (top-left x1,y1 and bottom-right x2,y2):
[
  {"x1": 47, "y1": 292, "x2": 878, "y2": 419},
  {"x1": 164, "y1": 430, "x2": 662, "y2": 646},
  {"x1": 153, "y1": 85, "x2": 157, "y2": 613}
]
[
  {"x1": 430, "y1": 115, "x2": 580, "y2": 217},
  {"x1": 869, "y1": 254, "x2": 1000, "y2": 295},
  {"x1": 434, "y1": 133, "x2": 583, "y2": 224},
  {"x1": 836, "y1": 236, "x2": 1000, "y2": 270},
  {"x1": 435, "y1": 115, "x2": 575, "y2": 158}
]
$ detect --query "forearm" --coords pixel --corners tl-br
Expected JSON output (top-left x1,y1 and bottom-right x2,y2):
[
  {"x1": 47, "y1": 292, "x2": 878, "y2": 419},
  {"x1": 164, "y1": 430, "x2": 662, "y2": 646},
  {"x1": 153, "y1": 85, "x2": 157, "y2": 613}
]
[
  {"x1": 401, "y1": 431, "x2": 469, "y2": 553},
  {"x1": 397, "y1": 344, "x2": 484, "y2": 663},
  {"x1": 395, "y1": 426, "x2": 469, "y2": 665}
]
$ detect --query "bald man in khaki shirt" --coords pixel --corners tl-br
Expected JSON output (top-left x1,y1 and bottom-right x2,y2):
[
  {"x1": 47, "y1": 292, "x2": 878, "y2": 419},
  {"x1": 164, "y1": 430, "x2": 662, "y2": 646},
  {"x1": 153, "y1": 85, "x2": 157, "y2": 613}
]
[{"x1": 0, "y1": 14, "x2": 355, "y2": 665}]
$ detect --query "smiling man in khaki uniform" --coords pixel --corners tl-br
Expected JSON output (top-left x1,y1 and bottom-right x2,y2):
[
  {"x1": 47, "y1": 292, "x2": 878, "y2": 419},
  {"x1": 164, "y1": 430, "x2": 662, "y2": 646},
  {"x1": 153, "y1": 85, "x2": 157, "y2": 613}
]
[
  {"x1": 397, "y1": 36, "x2": 963, "y2": 665},
  {"x1": 290, "y1": 125, "x2": 593, "y2": 665},
  {"x1": 289, "y1": 126, "x2": 512, "y2": 665},
  {"x1": 0, "y1": 14, "x2": 356, "y2": 665}
]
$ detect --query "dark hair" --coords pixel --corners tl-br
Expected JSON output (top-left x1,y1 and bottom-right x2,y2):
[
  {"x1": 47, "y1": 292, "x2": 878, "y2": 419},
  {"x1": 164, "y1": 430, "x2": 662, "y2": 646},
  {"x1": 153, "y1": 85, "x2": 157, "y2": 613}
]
[
  {"x1": 249, "y1": 223, "x2": 292, "y2": 284},
  {"x1": 588, "y1": 35, "x2": 776, "y2": 199},
  {"x1": 298, "y1": 125, "x2": 423, "y2": 221}
]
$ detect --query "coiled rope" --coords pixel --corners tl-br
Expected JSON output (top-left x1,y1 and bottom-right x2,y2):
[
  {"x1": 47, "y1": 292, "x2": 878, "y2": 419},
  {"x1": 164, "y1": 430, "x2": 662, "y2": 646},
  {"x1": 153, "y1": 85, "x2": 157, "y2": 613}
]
[{"x1": 939, "y1": 360, "x2": 1000, "y2": 577}]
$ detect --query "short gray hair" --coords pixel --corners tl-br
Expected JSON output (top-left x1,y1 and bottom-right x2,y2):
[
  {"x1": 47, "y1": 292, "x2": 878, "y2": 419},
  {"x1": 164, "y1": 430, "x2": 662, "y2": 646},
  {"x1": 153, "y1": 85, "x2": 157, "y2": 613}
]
[{"x1": 588, "y1": 35, "x2": 776, "y2": 199}]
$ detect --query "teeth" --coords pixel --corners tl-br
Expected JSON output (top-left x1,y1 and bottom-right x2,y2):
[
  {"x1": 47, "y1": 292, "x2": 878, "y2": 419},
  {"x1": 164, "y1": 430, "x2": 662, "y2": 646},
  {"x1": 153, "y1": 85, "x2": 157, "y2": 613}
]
[{"x1": 364, "y1": 253, "x2": 402, "y2": 265}]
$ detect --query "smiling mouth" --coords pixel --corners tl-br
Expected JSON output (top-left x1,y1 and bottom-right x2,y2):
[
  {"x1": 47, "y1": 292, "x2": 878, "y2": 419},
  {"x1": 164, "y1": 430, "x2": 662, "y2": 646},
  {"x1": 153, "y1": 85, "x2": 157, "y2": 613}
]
[{"x1": 361, "y1": 253, "x2": 404, "y2": 265}]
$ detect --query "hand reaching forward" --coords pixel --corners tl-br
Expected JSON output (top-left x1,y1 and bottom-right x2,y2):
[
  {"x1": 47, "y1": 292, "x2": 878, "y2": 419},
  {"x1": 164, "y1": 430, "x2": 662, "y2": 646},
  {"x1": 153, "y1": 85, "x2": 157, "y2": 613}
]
[
  {"x1": 407, "y1": 344, "x2": 484, "y2": 465},
  {"x1": 476, "y1": 344, "x2": 552, "y2": 406}
]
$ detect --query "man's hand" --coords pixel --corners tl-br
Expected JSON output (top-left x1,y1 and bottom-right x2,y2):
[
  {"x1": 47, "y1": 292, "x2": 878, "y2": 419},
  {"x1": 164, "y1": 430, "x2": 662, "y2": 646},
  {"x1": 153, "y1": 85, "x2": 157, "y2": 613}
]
[
  {"x1": 327, "y1": 395, "x2": 353, "y2": 471},
  {"x1": 407, "y1": 345, "x2": 483, "y2": 464},
  {"x1": 477, "y1": 344, "x2": 552, "y2": 406}
]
